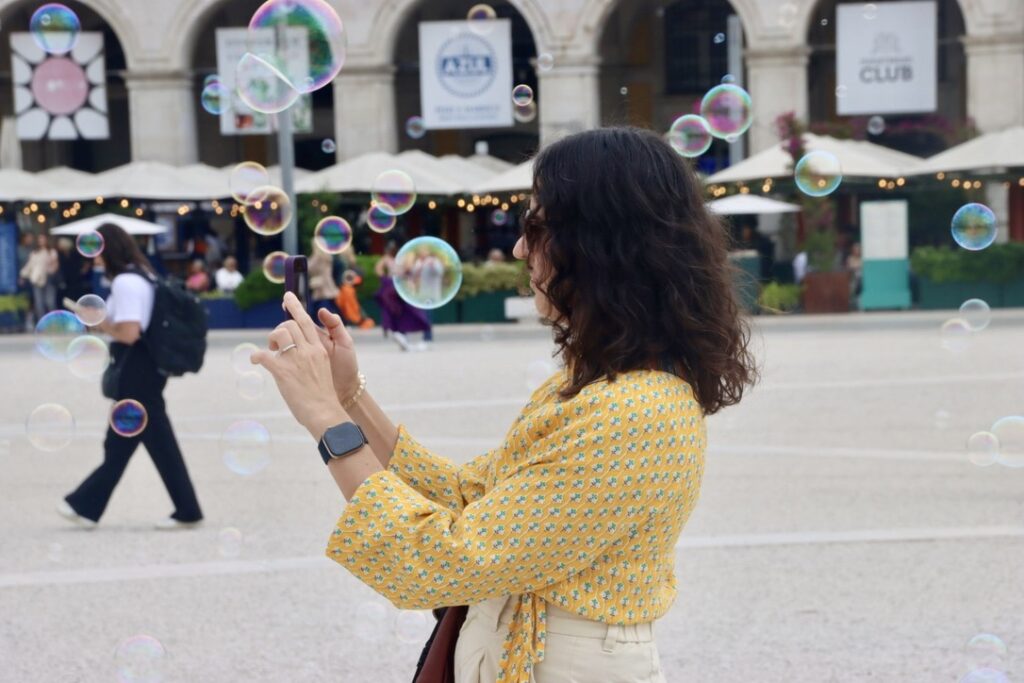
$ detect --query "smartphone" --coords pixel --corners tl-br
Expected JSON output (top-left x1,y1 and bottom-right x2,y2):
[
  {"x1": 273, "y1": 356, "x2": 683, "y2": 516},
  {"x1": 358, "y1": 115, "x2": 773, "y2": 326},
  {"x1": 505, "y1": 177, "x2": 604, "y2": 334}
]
[{"x1": 284, "y1": 255, "x2": 310, "y2": 320}]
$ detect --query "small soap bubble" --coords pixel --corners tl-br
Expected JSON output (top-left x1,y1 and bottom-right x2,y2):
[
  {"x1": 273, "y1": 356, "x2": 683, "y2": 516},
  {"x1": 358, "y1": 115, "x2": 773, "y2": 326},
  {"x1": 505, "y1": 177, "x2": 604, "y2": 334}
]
[
  {"x1": 76, "y1": 231, "x2": 104, "y2": 258},
  {"x1": 236, "y1": 371, "x2": 265, "y2": 401},
  {"x1": 835, "y1": 85, "x2": 848, "y2": 98},
  {"x1": 30, "y1": 3, "x2": 80, "y2": 55},
  {"x1": 795, "y1": 151, "x2": 843, "y2": 197},
  {"x1": 512, "y1": 84, "x2": 534, "y2": 107},
  {"x1": 321, "y1": 138, "x2": 336, "y2": 154},
  {"x1": 867, "y1": 115, "x2": 886, "y2": 135},
  {"x1": 371, "y1": 170, "x2": 417, "y2": 217},
  {"x1": 713, "y1": 32, "x2": 725, "y2": 44},
  {"x1": 218, "y1": 527, "x2": 243, "y2": 558},
  {"x1": 232, "y1": 343, "x2": 261, "y2": 374},
  {"x1": 67, "y1": 335, "x2": 109, "y2": 380},
  {"x1": 73, "y1": 294, "x2": 107, "y2": 327},
  {"x1": 200, "y1": 81, "x2": 226, "y2": 115},
  {"x1": 243, "y1": 186, "x2": 292, "y2": 236},
  {"x1": 619, "y1": 86, "x2": 629, "y2": 96},
  {"x1": 720, "y1": 74, "x2": 736, "y2": 84},
  {"x1": 114, "y1": 634, "x2": 166, "y2": 683},
  {"x1": 863, "y1": 3, "x2": 878, "y2": 20},
  {"x1": 700, "y1": 84, "x2": 753, "y2": 139},
  {"x1": 314, "y1": 216, "x2": 353, "y2": 254},
  {"x1": 778, "y1": 2, "x2": 798, "y2": 27},
  {"x1": 221, "y1": 420, "x2": 271, "y2": 476},
  {"x1": 991, "y1": 415, "x2": 1024, "y2": 468},
  {"x1": 203, "y1": 75, "x2": 220, "y2": 88},
  {"x1": 668, "y1": 115, "x2": 713, "y2": 158},
  {"x1": 393, "y1": 237, "x2": 463, "y2": 310},
  {"x1": 940, "y1": 318, "x2": 972, "y2": 353},
  {"x1": 230, "y1": 162, "x2": 270, "y2": 205},
  {"x1": 467, "y1": 4, "x2": 497, "y2": 36},
  {"x1": 966, "y1": 633, "x2": 1008, "y2": 670},
  {"x1": 367, "y1": 204, "x2": 397, "y2": 233},
  {"x1": 26, "y1": 403, "x2": 75, "y2": 452},
  {"x1": 405, "y1": 116, "x2": 426, "y2": 139},
  {"x1": 110, "y1": 400, "x2": 148, "y2": 438},
  {"x1": 35, "y1": 311, "x2": 85, "y2": 362},
  {"x1": 951, "y1": 204, "x2": 997, "y2": 251},
  {"x1": 537, "y1": 53, "x2": 554, "y2": 72},
  {"x1": 261, "y1": 252, "x2": 288, "y2": 285},
  {"x1": 513, "y1": 101, "x2": 538, "y2": 123},
  {"x1": 491, "y1": 209, "x2": 508, "y2": 226},
  {"x1": 966, "y1": 431, "x2": 999, "y2": 467},
  {"x1": 959, "y1": 299, "x2": 991, "y2": 332}
]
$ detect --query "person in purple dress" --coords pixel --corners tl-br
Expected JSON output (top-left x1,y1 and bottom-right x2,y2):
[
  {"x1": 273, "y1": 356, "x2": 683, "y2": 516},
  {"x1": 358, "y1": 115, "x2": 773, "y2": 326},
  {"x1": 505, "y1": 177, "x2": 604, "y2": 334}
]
[{"x1": 373, "y1": 240, "x2": 432, "y2": 351}]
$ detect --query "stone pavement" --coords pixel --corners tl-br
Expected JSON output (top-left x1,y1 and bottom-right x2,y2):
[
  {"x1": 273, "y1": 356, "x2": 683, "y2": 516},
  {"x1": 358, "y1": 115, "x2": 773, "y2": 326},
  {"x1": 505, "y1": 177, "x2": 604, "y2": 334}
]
[{"x1": 1, "y1": 311, "x2": 1022, "y2": 682}]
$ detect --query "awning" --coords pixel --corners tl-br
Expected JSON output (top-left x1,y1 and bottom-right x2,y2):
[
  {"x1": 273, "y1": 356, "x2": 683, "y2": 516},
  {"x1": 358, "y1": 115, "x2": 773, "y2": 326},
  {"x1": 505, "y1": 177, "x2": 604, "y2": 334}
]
[
  {"x1": 471, "y1": 159, "x2": 533, "y2": 194},
  {"x1": 50, "y1": 212, "x2": 168, "y2": 236},
  {"x1": 708, "y1": 194, "x2": 802, "y2": 215},
  {"x1": 910, "y1": 126, "x2": 1024, "y2": 176},
  {"x1": 296, "y1": 151, "x2": 463, "y2": 196}
]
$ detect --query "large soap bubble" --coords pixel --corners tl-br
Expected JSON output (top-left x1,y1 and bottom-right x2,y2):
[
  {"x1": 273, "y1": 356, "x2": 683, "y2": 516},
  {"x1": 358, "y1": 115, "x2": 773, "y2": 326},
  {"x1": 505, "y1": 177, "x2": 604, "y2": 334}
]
[
  {"x1": 30, "y1": 3, "x2": 80, "y2": 55},
  {"x1": 795, "y1": 151, "x2": 843, "y2": 197},
  {"x1": 951, "y1": 203, "x2": 997, "y2": 251},
  {"x1": 668, "y1": 115, "x2": 713, "y2": 158},
  {"x1": 248, "y1": 0, "x2": 347, "y2": 94},
  {"x1": 393, "y1": 237, "x2": 462, "y2": 310},
  {"x1": 699, "y1": 84, "x2": 753, "y2": 139}
]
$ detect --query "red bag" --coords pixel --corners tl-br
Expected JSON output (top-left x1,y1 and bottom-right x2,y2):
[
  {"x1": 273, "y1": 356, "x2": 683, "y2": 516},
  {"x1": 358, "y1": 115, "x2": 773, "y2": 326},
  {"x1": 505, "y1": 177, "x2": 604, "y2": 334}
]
[{"x1": 413, "y1": 606, "x2": 468, "y2": 683}]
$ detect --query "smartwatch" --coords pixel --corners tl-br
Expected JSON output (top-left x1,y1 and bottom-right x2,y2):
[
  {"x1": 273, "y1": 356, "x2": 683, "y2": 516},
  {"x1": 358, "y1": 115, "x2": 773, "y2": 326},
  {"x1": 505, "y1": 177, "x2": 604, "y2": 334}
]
[{"x1": 318, "y1": 422, "x2": 369, "y2": 465}]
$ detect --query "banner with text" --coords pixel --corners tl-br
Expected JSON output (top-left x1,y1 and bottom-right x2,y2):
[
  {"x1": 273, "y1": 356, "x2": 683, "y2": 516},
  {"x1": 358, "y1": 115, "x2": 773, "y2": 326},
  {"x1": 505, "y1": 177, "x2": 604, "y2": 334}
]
[
  {"x1": 837, "y1": 1, "x2": 936, "y2": 115},
  {"x1": 418, "y1": 20, "x2": 513, "y2": 130}
]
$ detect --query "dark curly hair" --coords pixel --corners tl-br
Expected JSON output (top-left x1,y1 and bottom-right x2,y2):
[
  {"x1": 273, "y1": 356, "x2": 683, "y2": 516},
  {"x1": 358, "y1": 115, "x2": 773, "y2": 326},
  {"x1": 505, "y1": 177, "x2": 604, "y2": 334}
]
[{"x1": 524, "y1": 127, "x2": 757, "y2": 415}]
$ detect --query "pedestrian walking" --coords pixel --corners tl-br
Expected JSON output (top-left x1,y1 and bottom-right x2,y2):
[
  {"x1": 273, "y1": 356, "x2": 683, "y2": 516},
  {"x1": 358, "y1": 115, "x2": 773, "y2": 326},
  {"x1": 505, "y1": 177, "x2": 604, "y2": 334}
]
[
  {"x1": 250, "y1": 127, "x2": 757, "y2": 683},
  {"x1": 19, "y1": 233, "x2": 59, "y2": 324},
  {"x1": 374, "y1": 240, "x2": 432, "y2": 351},
  {"x1": 59, "y1": 223, "x2": 204, "y2": 530}
]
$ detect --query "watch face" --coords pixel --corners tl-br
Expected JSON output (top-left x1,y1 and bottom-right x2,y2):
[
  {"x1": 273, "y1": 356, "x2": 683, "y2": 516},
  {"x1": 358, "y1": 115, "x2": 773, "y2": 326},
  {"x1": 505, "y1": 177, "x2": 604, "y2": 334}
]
[{"x1": 324, "y1": 422, "x2": 365, "y2": 457}]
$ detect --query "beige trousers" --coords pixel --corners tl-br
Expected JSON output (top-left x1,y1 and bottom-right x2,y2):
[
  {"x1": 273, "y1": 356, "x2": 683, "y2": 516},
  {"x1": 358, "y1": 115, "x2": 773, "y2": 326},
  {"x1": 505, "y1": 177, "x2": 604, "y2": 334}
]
[{"x1": 454, "y1": 595, "x2": 666, "y2": 683}]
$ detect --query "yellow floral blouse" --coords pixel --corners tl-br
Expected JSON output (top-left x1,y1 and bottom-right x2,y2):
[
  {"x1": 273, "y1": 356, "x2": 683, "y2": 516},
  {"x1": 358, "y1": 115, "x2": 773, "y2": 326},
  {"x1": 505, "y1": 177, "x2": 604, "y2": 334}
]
[{"x1": 326, "y1": 369, "x2": 707, "y2": 683}]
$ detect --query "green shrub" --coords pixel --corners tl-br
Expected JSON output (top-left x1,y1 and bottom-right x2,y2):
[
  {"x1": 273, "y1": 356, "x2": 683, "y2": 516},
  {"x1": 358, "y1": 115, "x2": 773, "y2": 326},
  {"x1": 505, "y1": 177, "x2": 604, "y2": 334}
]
[
  {"x1": 455, "y1": 262, "x2": 527, "y2": 300},
  {"x1": 758, "y1": 282, "x2": 801, "y2": 313},
  {"x1": 354, "y1": 255, "x2": 381, "y2": 303},
  {"x1": 0, "y1": 294, "x2": 29, "y2": 314},
  {"x1": 234, "y1": 268, "x2": 283, "y2": 310},
  {"x1": 910, "y1": 244, "x2": 1024, "y2": 284}
]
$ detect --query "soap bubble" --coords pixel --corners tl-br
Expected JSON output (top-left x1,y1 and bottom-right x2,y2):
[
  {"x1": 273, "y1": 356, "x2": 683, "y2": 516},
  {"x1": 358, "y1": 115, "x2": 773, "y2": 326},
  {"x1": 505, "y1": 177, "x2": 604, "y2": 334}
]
[
  {"x1": 620, "y1": 86, "x2": 629, "y2": 96},
  {"x1": 835, "y1": 85, "x2": 848, "y2": 98},
  {"x1": 371, "y1": 170, "x2": 417, "y2": 216},
  {"x1": 867, "y1": 115, "x2": 886, "y2": 135},
  {"x1": 110, "y1": 399, "x2": 148, "y2": 438},
  {"x1": 525, "y1": 359, "x2": 557, "y2": 391},
  {"x1": 204, "y1": 75, "x2": 220, "y2": 88},
  {"x1": 35, "y1": 310, "x2": 85, "y2": 362},
  {"x1": 232, "y1": 343, "x2": 261, "y2": 373},
  {"x1": 720, "y1": 74, "x2": 736, "y2": 84},
  {"x1": 491, "y1": 209, "x2": 508, "y2": 226},
  {"x1": 314, "y1": 216, "x2": 352, "y2": 254},
  {"x1": 230, "y1": 162, "x2": 270, "y2": 205},
  {"x1": 67, "y1": 335, "x2": 109, "y2": 380},
  {"x1": 76, "y1": 231, "x2": 104, "y2": 258},
  {"x1": 200, "y1": 81, "x2": 227, "y2": 115},
  {"x1": 221, "y1": 420, "x2": 271, "y2": 476},
  {"x1": 959, "y1": 670, "x2": 1010, "y2": 683},
  {"x1": 537, "y1": 53, "x2": 554, "y2": 72},
  {"x1": 261, "y1": 252, "x2": 288, "y2": 285},
  {"x1": 26, "y1": 403, "x2": 75, "y2": 451},
  {"x1": 966, "y1": 431, "x2": 999, "y2": 467},
  {"x1": 243, "y1": 186, "x2": 292, "y2": 236},
  {"x1": 966, "y1": 633, "x2": 1008, "y2": 670},
  {"x1": 699, "y1": 84, "x2": 753, "y2": 139},
  {"x1": 73, "y1": 294, "x2": 107, "y2": 327},
  {"x1": 235, "y1": 52, "x2": 299, "y2": 115},
  {"x1": 218, "y1": 527, "x2": 243, "y2": 558},
  {"x1": 959, "y1": 299, "x2": 991, "y2": 331},
  {"x1": 934, "y1": 409, "x2": 951, "y2": 430},
  {"x1": 991, "y1": 415, "x2": 1024, "y2": 468},
  {"x1": 668, "y1": 115, "x2": 713, "y2": 158},
  {"x1": 236, "y1": 372, "x2": 265, "y2": 401},
  {"x1": 30, "y1": 3, "x2": 80, "y2": 55},
  {"x1": 951, "y1": 203, "x2": 997, "y2": 251},
  {"x1": 713, "y1": 32, "x2": 725, "y2": 44},
  {"x1": 114, "y1": 634, "x2": 166, "y2": 683},
  {"x1": 512, "y1": 84, "x2": 534, "y2": 107},
  {"x1": 940, "y1": 318, "x2": 972, "y2": 353},
  {"x1": 393, "y1": 237, "x2": 462, "y2": 309},
  {"x1": 795, "y1": 151, "x2": 843, "y2": 197},
  {"x1": 248, "y1": 0, "x2": 347, "y2": 94},
  {"x1": 321, "y1": 138, "x2": 336, "y2": 154},
  {"x1": 467, "y1": 3, "x2": 497, "y2": 34},
  {"x1": 513, "y1": 101, "x2": 538, "y2": 123},
  {"x1": 863, "y1": 3, "x2": 878, "y2": 20},
  {"x1": 367, "y1": 204, "x2": 397, "y2": 233},
  {"x1": 405, "y1": 116, "x2": 426, "y2": 139}
]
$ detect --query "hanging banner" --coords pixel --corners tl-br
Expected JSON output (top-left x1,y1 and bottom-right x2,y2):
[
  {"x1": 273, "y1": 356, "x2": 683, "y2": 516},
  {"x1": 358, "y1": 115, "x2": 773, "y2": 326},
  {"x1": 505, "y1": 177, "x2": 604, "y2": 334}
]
[
  {"x1": 11, "y1": 32, "x2": 109, "y2": 139},
  {"x1": 836, "y1": 1, "x2": 937, "y2": 115},
  {"x1": 418, "y1": 20, "x2": 514, "y2": 130},
  {"x1": 215, "y1": 28, "x2": 313, "y2": 136}
]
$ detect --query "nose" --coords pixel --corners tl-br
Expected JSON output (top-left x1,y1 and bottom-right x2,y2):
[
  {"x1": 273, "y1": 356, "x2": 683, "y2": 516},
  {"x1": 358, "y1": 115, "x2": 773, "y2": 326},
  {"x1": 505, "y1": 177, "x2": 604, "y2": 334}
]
[{"x1": 512, "y1": 236, "x2": 527, "y2": 261}]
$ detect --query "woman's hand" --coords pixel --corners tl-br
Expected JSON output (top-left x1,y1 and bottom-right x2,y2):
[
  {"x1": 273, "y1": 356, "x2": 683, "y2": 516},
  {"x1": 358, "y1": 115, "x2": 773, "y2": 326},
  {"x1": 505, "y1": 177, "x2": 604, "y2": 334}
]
[
  {"x1": 313, "y1": 305, "x2": 362, "y2": 405},
  {"x1": 253, "y1": 293, "x2": 347, "y2": 440}
]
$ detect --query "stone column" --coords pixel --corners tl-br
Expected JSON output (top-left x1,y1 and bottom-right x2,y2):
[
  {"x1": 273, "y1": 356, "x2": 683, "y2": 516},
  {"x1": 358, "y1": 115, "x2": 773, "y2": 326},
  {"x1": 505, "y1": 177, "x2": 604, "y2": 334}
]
[
  {"x1": 124, "y1": 71, "x2": 198, "y2": 165},
  {"x1": 537, "y1": 54, "x2": 601, "y2": 148},
  {"x1": 331, "y1": 64, "x2": 397, "y2": 160},
  {"x1": 963, "y1": 33, "x2": 1024, "y2": 133},
  {"x1": 743, "y1": 46, "x2": 810, "y2": 154}
]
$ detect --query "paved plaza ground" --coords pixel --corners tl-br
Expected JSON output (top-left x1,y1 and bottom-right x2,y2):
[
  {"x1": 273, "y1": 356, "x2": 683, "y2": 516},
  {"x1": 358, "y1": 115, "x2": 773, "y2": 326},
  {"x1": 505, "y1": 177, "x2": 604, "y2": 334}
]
[{"x1": 1, "y1": 310, "x2": 1022, "y2": 682}]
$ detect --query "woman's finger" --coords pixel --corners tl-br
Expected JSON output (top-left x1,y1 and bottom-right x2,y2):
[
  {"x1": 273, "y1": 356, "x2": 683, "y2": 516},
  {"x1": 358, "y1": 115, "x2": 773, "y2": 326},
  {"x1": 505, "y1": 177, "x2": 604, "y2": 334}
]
[
  {"x1": 251, "y1": 349, "x2": 280, "y2": 374},
  {"x1": 267, "y1": 326, "x2": 294, "y2": 352},
  {"x1": 280, "y1": 320, "x2": 308, "y2": 349},
  {"x1": 283, "y1": 292, "x2": 320, "y2": 345},
  {"x1": 318, "y1": 307, "x2": 353, "y2": 346}
]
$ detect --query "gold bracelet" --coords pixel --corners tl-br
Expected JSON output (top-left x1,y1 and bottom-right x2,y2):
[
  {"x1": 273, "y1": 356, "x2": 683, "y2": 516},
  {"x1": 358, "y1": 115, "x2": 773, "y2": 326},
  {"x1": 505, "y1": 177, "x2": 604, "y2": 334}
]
[{"x1": 342, "y1": 372, "x2": 367, "y2": 410}]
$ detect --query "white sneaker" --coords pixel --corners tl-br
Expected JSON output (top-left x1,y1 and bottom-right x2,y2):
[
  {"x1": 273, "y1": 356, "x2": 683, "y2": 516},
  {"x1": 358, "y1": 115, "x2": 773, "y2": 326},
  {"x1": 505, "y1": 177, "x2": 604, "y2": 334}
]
[
  {"x1": 155, "y1": 517, "x2": 203, "y2": 531},
  {"x1": 392, "y1": 331, "x2": 411, "y2": 351},
  {"x1": 413, "y1": 341, "x2": 430, "y2": 352},
  {"x1": 57, "y1": 501, "x2": 97, "y2": 529}
]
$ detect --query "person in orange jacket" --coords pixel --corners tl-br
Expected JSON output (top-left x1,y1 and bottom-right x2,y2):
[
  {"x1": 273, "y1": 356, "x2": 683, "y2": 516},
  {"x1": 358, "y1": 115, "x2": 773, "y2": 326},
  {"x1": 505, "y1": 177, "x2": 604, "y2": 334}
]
[{"x1": 334, "y1": 270, "x2": 375, "y2": 329}]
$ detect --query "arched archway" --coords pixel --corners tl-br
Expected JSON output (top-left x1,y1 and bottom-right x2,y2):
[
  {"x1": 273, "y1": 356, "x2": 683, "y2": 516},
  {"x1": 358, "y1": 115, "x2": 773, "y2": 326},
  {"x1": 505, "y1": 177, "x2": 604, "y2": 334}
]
[{"x1": 0, "y1": 0, "x2": 131, "y2": 171}]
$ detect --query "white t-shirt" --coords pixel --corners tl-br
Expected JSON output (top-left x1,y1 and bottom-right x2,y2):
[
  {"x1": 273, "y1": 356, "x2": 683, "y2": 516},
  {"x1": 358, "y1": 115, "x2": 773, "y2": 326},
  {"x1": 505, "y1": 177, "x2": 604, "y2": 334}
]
[
  {"x1": 107, "y1": 272, "x2": 154, "y2": 332},
  {"x1": 215, "y1": 268, "x2": 244, "y2": 293}
]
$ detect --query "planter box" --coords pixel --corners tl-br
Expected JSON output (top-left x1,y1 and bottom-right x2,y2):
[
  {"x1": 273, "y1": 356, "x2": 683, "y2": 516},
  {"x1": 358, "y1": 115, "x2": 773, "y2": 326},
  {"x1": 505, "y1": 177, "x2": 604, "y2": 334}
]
[
  {"x1": 242, "y1": 300, "x2": 286, "y2": 328},
  {"x1": 460, "y1": 290, "x2": 516, "y2": 323},
  {"x1": 0, "y1": 310, "x2": 23, "y2": 333},
  {"x1": 1000, "y1": 279, "x2": 1024, "y2": 307},
  {"x1": 430, "y1": 299, "x2": 460, "y2": 324},
  {"x1": 917, "y1": 279, "x2": 1002, "y2": 310},
  {"x1": 802, "y1": 271, "x2": 851, "y2": 314},
  {"x1": 202, "y1": 298, "x2": 245, "y2": 329}
]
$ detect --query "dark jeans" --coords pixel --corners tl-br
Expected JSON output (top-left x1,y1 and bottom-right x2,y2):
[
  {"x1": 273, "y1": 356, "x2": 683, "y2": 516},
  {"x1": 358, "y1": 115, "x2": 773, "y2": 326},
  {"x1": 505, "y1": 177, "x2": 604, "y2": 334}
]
[{"x1": 65, "y1": 343, "x2": 202, "y2": 523}]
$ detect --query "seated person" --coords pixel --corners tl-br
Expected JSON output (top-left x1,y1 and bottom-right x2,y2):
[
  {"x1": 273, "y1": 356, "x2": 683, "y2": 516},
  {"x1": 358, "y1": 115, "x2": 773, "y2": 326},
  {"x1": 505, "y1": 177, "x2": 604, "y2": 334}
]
[{"x1": 214, "y1": 256, "x2": 244, "y2": 294}]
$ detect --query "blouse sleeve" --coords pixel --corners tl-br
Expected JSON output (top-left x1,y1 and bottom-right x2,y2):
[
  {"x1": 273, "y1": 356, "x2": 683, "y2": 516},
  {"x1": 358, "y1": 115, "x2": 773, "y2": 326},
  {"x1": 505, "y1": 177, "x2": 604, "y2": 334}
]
[
  {"x1": 326, "y1": 391, "x2": 659, "y2": 610},
  {"x1": 385, "y1": 425, "x2": 490, "y2": 512}
]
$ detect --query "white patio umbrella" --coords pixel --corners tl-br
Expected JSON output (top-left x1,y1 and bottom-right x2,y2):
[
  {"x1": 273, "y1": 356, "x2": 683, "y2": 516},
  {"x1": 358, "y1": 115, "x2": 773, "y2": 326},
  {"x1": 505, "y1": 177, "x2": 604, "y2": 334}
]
[
  {"x1": 708, "y1": 194, "x2": 802, "y2": 215},
  {"x1": 87, "y1": 161, "x2": 218, "y2": 201},
  {"x1": 399, "y1": 150, "x2": 501, "y2": 190},
  {"x1": 296, "y1": 151, "x2": 462, "y2": 196},
  {"x1": 911, "y1": 126, "x2": 1024, "y2": 176},
  {"x1": 471, "y1": 159, "x2": 533, "y2": 194},
  {"x1": 465, "y1": 153, "x2": 514, "y2": 174},
  {"x1": 706, "y1": 133, "x2": 922, "y2": 185},
  {"x1": 50, "y1": 212, "x2": 168, "y2": 236},
  {"x1": 0, "y1": 168, "x2": 48, "y2": 201}
]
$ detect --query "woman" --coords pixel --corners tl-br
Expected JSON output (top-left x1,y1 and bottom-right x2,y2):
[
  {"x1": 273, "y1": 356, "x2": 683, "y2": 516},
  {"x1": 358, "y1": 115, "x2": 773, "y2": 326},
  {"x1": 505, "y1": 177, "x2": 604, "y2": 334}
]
[
  {"x1": 59, "y1": 224, "x2": 203, "y2": 530},
  {"x1": 252, "y1": 128, "x2": 756, "y2": 682},
  {"x1": 19, "y1": 233, "x2": 59, "y2": 323},
  {"x1": 185, "y1": 259, "x2": 210, "y2": 293},
  {"x1": 374, "y1": 240, "x2": 432, "y2": 351},
  {"x1": 309, "y1": 249, "x2": 340, "y2": 312}
]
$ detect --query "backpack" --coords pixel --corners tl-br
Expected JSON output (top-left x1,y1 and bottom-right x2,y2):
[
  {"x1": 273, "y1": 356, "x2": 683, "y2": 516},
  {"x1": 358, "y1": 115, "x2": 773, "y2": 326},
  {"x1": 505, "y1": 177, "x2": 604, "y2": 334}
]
[{"x1": 144, "y1": 276, "x2": 208, "y2": 376}]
